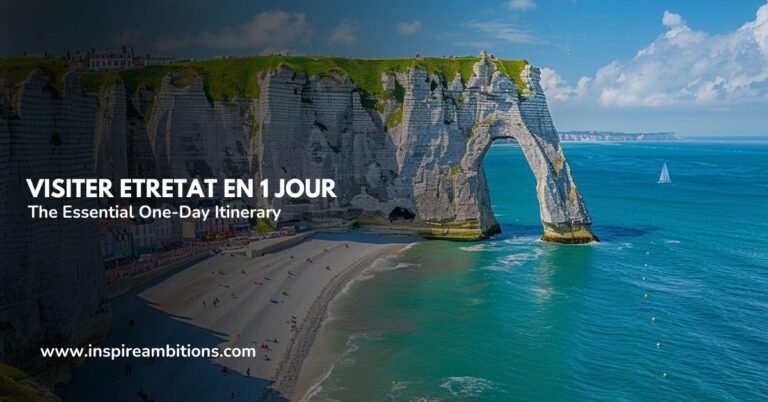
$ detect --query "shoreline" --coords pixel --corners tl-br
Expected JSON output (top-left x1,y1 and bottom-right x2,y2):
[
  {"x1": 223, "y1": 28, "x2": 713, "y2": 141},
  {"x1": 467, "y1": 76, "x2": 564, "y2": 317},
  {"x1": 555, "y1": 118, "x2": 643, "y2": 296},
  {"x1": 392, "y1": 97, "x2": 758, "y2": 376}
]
[
  {"x1": 59, "y1": 232, "x2": 414, "y2": 401},
  {"x1": 265, "y1": 242, "x2": 408, "y2": 400}
]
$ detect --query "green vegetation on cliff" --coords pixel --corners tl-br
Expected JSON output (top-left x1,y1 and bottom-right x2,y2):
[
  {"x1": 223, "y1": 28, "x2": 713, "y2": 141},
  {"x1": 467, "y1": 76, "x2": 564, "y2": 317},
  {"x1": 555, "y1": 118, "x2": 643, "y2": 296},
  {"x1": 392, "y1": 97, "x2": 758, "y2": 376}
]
[
  {"x1": 493, "y1": 59, "x2": 530, "y2": 95},
  {"x1": 0, "y1": 55, "x2": 530, "y2": 103},
  {"x1": 0, "y1": 57, "x2": 69, "y2": 95},
  {"x1": 78, "y1": 71, "x2": 121, "y2": 93},
  {"x1": 385, "y1": 106, "x2": 403, "y2": 129}
]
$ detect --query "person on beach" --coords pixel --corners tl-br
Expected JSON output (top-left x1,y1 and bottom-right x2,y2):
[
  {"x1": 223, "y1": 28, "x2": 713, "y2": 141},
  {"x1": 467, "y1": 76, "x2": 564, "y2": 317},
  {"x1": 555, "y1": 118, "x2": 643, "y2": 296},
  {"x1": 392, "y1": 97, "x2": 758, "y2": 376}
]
[
  {"x1": 326, "y1": 265, "x2": 332, "y2": 271},
  {"x1": 202, "y1": 300, "x2": 206, "y2": 308},
  {"x1": 246, "y1": 367, "x2": 251, "y2": 377}
]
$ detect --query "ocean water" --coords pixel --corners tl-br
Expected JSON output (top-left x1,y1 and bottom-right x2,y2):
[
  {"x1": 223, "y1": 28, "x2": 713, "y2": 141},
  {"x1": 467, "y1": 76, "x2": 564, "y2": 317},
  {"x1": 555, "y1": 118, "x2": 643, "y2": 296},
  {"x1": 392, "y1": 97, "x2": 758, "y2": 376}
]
[{"x1": 304, "y1": 142, "x2": 768, "y2": 401}]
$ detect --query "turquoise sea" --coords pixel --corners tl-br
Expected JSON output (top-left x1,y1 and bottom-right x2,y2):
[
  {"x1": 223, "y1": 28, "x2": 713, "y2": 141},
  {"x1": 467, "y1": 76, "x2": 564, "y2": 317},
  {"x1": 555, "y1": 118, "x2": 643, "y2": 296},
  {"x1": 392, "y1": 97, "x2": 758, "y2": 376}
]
[{"x1": 305, "y1": 141, "x2": 768, "y2": 401}]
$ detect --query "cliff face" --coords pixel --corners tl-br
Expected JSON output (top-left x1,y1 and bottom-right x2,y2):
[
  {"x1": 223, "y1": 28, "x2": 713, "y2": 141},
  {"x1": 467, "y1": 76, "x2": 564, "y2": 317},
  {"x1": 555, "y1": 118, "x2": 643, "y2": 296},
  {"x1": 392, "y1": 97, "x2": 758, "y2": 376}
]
[
  {"x1": 0, "y1": 54, "x2": 595, "y2": 372},
  {"x1": 0, "y1": 73, "x2": 111, "y2": 374},
  {"x1": 134, "y1": 55, "x2": 596, "y2": 242}
]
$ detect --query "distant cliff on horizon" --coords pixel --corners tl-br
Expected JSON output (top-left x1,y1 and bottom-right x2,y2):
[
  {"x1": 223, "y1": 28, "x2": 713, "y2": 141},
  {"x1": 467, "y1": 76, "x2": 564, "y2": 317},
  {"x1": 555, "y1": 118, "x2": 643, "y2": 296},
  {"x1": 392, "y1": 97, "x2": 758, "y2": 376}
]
[{"x1": 559, "y1": 131, "x2": 680, "y2": 142}]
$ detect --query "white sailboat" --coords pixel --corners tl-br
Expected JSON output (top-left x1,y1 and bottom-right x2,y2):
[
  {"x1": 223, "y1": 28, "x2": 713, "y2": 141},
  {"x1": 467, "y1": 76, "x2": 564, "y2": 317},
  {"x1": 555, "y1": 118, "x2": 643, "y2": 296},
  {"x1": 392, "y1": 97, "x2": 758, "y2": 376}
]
[{"x1": 658, "y1": 162, "x2": 671, "y2": 184}]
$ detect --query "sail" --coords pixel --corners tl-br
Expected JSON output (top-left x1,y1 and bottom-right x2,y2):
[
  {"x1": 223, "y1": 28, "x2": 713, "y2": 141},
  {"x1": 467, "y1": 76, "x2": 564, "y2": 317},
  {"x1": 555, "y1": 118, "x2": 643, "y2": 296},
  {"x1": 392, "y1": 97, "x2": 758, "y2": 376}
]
[{"x1": 658, "y1": 163, "x2": 671, "y2": 184}]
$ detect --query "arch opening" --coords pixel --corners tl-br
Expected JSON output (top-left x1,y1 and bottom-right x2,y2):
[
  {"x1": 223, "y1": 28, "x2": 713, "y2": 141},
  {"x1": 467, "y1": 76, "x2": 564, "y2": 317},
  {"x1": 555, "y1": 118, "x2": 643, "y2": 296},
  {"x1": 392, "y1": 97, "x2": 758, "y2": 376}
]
[
  {"x1": 388, "y1": 207, "x2": 416, "y2": 222},
  {"x1": 483, "y1": 139, "x2": 541, "y2": 237}
]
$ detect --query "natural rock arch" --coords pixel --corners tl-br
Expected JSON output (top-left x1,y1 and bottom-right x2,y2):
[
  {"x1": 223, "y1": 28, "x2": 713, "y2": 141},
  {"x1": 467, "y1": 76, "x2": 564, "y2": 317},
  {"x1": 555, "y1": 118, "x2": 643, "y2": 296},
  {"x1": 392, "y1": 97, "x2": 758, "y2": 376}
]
[
  {"x1": 392, "y1": 55, "x2": 597, "y2": 243},
  {"x1": 460, "y1": 65, "x2": 597, "y2": 243}
]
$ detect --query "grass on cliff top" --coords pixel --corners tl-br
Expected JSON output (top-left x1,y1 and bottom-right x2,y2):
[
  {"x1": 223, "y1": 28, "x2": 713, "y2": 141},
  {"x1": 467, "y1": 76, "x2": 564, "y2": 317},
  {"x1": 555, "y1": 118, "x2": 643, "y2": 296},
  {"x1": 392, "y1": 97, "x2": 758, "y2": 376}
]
[
  {"x1": 0, "y1": 363, "x2": 48, "y2": 402},
  {"x1": 0, "y1": 55, "x2": 530, "y2": 101},
  {"x1": 0, "y1": 57, "x2": 69, "y2": 95}
]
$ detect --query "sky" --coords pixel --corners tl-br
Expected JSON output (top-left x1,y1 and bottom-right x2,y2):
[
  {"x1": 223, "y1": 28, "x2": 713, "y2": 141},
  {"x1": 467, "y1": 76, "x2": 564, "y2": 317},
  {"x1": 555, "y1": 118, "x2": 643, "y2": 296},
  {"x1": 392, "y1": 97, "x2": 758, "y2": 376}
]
[{"x1": 2, "y1": 0, "x2": 767, "y2": 135}]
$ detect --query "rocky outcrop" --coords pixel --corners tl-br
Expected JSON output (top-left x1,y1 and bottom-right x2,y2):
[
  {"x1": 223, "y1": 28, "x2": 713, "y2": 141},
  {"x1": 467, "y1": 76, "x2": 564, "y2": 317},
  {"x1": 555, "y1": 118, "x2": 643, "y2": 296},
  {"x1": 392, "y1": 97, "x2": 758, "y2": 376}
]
[
  {"x1": 83, "y1": 54, "x2": 594, "y2": 241},
  {"x1": 0, "y1": 72, "x2": 111, "y2": 377},
  {"x1": 0, "y1": 53, "x2": 595, "y2": 374},
  {"x1": 128, "y1": 54, "x2": 595, "y2": 242}
]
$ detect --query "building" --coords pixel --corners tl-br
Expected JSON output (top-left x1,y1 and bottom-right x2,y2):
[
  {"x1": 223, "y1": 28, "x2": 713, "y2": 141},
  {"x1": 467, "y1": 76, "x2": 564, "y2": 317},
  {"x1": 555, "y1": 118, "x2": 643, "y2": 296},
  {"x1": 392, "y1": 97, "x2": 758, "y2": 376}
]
[
  {"x1": 130, "y1": 217, "x2": 157, "y2": 253},
  {"x1": 88, "y1": 46, "x2": 134, "y2": 71},
  {"x1": 154, "y1": 204, "x2": 182, "y2": 248},
  {"x1": 224, "y1": 199, "x2": 253, "y2": 237},
  {"x1": 142, "y1": 54, "x2": 178, "y2": 66},
  {"x1": 99, "y1": 223, "x2": 133, "y2": 265}
]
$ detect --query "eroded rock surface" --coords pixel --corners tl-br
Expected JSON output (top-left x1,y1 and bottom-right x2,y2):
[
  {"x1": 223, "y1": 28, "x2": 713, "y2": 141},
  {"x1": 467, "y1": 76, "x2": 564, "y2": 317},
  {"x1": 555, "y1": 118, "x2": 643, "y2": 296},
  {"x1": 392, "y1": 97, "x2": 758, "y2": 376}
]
[
  {"x1": 131, "y1": 55, "x2": 595, "y2": 242},
  {"x1": 0, "y1": 53, "x2": 597, "y2": 374},
  {"x1": 0, "y1": 73, "x2": 111, "y2": 375}
]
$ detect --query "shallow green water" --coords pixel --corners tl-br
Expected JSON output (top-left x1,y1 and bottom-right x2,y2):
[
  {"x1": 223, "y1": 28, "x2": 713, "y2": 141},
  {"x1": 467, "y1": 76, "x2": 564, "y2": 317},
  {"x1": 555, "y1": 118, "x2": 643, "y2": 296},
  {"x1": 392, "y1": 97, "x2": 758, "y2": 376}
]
[{"x1": 307, "y1": 142, "x2": 768, "y2": 401}]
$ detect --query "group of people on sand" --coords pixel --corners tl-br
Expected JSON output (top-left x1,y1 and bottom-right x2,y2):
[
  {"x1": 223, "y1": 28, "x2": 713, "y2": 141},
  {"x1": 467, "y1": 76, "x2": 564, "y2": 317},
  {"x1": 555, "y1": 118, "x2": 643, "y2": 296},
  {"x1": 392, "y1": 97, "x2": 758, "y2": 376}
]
[{"x1": 203, "y1": 297, "x2": 221, "y2": 308}]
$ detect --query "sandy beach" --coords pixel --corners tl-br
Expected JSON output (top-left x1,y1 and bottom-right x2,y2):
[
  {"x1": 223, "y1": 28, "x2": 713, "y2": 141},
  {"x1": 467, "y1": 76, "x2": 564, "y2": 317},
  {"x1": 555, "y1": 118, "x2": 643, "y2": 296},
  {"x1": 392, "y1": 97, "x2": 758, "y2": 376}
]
[{"x1": 135, "y1": 233, "x2": 410, "y2": 400}]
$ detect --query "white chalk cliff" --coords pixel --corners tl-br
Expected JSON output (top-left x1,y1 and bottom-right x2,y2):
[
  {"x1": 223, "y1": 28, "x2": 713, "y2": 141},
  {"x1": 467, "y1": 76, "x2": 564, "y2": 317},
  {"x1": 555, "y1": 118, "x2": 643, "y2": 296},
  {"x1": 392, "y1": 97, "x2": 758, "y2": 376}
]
[
  {"x1": 0, "y1": 53, "x2": 595, "y2": 373},
  {"x1": 135, "y1": 54, "x2": 596, "y2": 242}
]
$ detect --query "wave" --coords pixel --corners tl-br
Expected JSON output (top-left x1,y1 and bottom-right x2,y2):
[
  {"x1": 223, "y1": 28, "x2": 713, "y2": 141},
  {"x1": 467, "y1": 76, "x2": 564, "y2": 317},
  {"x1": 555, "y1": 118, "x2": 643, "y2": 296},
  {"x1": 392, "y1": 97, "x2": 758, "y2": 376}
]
[
  {"x1": 395, "y1": 262, "x2": 423, "y2": 269},
  {"x1": 386, "y1": 380, "x2": 411, "y2": 401},
  {"x1": 532, "y1": 286, "x2": 555, "y2": 300},
  {"x1": 499, "y1": 249, "x2": 543, "y2": 265},
  {"x1": 617, "y1": 242, "x2": 634, "y2": 250},
  {"x1": 467, "y1": 298, "x2": 485, "y2": 305},
  {"x1": 481, "y1": 248, "x2": 543, "y2": 271},
  {"x1": 459, "y1": 243, "x2": 498, "y2": 252},
  {"x1": 503, "y1": 236, "x2": 541, "y2": 245},
  {"x1": 300, "y1": 332, "x2": 379, "y2": 402},
  {"x1": 438, "y1": 376, "x2": 496, "y2": 397}
]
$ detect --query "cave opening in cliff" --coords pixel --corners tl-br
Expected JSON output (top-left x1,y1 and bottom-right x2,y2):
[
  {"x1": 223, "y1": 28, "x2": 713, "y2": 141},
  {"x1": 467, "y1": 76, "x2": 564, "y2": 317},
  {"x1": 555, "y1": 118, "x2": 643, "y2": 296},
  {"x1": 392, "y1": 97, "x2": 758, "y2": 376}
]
[
  {"x1": 484, "y1": 140, "x2": 540, "y2": 234},
  {"x1": 388, "y1": 207, "x2": 416, "y2": 222}
]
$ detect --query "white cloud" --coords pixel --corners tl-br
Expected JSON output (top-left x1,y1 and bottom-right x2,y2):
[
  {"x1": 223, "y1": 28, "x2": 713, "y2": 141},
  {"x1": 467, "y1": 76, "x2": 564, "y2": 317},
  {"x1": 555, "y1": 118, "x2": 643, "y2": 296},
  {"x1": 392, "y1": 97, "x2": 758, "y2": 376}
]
[
  {"x1": 507, "y1": 0, "x2": 536, "y2": 11},
  {"x1": 540, "y1": 68, "x2": 589, "y2": 101},
  {"x1": 329, "y1": 20, "x2": 359, "y2": 47},
  {"x1": 661, "y1": 10, "x2": 684, "y2": 28},
  {"x1": 153, "y1": 11, "x2": 311, "y2": 52},
  {"x1": 464, "y1": 20, "x2": 542, "y2": 44},
  {"x1": 541, "y1": 3, "x2": 768, "y2": 108},
  {"x1": 397, "y1": 20, "x2": 422, "y2": 35}
]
